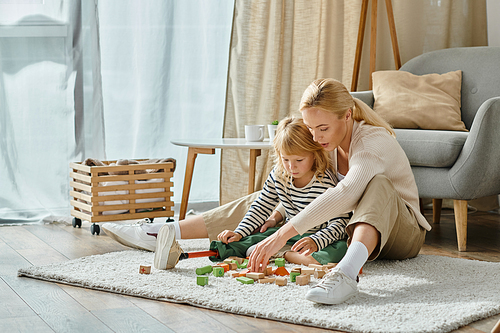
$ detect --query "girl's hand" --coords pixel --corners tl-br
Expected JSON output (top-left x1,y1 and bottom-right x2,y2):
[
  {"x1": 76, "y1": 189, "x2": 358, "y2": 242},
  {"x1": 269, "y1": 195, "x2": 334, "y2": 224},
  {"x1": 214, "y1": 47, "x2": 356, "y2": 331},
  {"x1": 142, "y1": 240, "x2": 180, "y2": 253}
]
[
  {"x1": 217, "y1": 230, "x2": 242, "y2": 244},
  {"x1": 291, "y1": 237, "x2": 318, "y2": 256},
  {"x1": 260, "y1": 218, "x2": 277, "y2": 233},
  {"x1": 260, "y1": 210, "x2": 283, "y2": 232}
]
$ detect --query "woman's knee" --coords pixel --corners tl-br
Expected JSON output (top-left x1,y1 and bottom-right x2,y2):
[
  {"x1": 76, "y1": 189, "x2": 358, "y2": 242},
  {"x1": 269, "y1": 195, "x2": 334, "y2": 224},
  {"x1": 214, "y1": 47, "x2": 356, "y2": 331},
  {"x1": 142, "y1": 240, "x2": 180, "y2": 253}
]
[{"x1": 365, "y1": 174, "x2": 395, "y2": 195}]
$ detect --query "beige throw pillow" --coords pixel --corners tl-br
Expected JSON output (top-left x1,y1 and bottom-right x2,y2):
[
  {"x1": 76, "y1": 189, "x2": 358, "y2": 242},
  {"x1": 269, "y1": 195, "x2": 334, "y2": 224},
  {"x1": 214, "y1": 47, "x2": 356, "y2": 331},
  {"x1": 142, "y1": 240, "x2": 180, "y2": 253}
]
[{"x1": 372, "y1": 70, "x2": 467, "y2": 131}]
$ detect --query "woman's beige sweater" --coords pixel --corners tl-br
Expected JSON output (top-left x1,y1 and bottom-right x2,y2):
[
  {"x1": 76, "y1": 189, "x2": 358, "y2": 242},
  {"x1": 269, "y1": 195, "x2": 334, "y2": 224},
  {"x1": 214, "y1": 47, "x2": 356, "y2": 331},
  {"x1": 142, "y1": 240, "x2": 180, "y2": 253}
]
[{"x1": 290, "y1": 120, "x2": 432, "y2": 235}]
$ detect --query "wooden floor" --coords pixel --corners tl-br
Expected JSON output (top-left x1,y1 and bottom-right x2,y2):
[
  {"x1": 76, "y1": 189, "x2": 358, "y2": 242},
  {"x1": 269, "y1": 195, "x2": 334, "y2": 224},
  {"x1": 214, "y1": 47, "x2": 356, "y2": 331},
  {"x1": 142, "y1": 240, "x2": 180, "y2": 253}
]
[{"x1": 1, "y1": 207, "x2": 500, "y2": 333}]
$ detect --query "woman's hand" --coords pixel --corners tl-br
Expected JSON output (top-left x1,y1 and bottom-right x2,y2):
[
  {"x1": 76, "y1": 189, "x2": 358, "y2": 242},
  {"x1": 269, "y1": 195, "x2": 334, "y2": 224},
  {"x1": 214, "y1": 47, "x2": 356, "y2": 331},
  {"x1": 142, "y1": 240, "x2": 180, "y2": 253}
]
[
  {"x1": 248, "y1": 223, "x2": 298, "y2": 273},
  {"x1": 291, "y1": 237, "x2": 318, "y2": 256},
  {"x1": 217, "y1": 230, "x2": 242, "y2": 244}
]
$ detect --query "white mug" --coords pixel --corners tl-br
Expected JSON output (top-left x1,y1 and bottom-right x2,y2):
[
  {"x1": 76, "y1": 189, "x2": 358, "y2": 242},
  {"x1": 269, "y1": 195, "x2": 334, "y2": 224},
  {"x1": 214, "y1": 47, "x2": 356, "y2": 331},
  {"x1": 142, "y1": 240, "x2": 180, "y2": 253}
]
[
  {"x1": 245, "y1": 125, "x2": 265, "y2": 142},
  {"x1": 268, "y1": 124, "x2": 278, "y2": 142}
]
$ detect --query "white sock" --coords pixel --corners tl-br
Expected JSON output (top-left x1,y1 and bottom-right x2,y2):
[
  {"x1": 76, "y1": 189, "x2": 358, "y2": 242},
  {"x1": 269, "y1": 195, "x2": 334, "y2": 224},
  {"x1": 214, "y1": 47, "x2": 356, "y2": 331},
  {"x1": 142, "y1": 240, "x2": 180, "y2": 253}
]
[
  {"x1": 336, "y1": 241, "x2": 369, "y2": 281},
  {"x1": 245, "y1": 244, "x2": 257, "y2": 257},
  {"x1": 172, "y1": 221, "x2": 182, "y2": 239}
]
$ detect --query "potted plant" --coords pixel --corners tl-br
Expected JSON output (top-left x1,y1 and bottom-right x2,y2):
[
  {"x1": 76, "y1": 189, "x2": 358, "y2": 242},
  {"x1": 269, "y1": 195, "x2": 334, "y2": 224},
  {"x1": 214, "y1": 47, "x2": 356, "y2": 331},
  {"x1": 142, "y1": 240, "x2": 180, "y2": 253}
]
[{"x1": 268, "y1": 120, "x2": 279, "y2": 142}]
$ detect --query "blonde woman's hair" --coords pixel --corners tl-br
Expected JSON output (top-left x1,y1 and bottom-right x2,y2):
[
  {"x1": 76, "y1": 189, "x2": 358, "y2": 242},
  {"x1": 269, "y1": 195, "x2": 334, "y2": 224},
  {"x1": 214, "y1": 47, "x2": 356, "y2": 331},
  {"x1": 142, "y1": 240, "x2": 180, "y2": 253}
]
[
  {"x1": 273, "y1": 116, "x2": 331, "y2": 182},
  {"x1": 299, "y1": 78, "x2": 395, "y2": 136}
]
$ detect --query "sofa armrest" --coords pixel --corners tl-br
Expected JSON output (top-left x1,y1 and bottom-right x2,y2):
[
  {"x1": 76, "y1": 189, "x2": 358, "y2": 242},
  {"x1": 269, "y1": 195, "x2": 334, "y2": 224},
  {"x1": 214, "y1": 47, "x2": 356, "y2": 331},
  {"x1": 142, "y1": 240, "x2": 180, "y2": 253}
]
[
  {"x1": 350, "y1": 90, "x2": 374, "y2": 108},
  {"x1": 450, "y1": 97, "x2": 500, "y2": 199}
]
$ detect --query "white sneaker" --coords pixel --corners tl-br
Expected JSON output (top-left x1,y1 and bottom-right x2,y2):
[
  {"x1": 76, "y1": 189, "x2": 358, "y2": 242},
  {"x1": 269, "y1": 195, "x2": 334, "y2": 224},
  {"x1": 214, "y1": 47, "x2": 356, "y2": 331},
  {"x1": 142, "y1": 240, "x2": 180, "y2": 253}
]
[
  {"x1": 305, "y1": 267, "x2": 358, "y2": 305},
  {"x1": 154, "y1": 223, "x2": 184, "y2": 270},
  {"x1": 102, "y1": 220, "x2": 157, "y2": 252}
]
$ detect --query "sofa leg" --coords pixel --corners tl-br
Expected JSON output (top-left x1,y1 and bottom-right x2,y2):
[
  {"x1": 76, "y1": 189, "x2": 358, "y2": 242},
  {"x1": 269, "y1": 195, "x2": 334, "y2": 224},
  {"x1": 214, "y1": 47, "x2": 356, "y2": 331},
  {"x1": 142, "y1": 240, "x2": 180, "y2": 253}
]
[
  {"x1": 432, "y1": 199, "x2": 442, "y2": 224},
  {"x1": 453, "y1": 200, "x2": 468, "y2": 252}
]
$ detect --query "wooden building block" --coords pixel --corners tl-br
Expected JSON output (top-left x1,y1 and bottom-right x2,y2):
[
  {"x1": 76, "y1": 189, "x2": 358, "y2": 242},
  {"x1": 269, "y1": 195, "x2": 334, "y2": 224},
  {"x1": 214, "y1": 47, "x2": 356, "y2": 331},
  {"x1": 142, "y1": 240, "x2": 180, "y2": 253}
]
[
  {"x1": 195, "y1": 265, "x2": 213, "y2": 275},
  {"x1": 275, "y1": 277, "x2": 287, "y2": 286},
  {"x1": 236, "y1": 276, "x2": 254, "y2": 284},
  {"x1": 290, "y1": 271, "x2": 301, "y2": 282},
  {"x1": 325, "y1": 263, "x2": 337, "y2": 270},
  {"x1": 239, "y1": 259, "x2": 249, "y2": 269},
  {"x1": 239, "y1": 269, "x2": 249, "y2": 277},
  {"x1": 223, "y1": 259, "x2": 233, "y2": 264},
  {"x1": 275, "y1": 258, "x2": 286, "y2": 267},
  {"x1": 291, "y1": 267, "x2": 302, "y2": 273},
  {"x1": 258, "y1": 277, "x2": 276, "y2": 284},
  {"x1": 213, "y1": 266, "x2": 224, "y2": 277},
  {"x1": 220, "y1": 263, "x2": 230, "y2": 272},
  {"x1": 301, "y1": 267, "x2": 314, "y2": 275},
  {"x1": 308, "y1": 264, "x2": 323, "y2": 270},
  {"x1": 246, "y1": 272, "x2": 265, "y2": 281},
  {"x1": 274, "y1": 266, "x2": 289, "y2": 276},
  {"x1": 314, "y1": 269, "x2": 326, "y2": 279},
  {"x1": 265, "y1": 266, "x2": 273, "y2": 276},
  {"x1": 227, "y1": 256, "x2": 244, "y2": 265},
  {"x1": 230, "y1": 271, "x2": 240, "y2": 278},
  {"x1": 139, "y1": 265, "x2": 151, "y2": 274},
  {"x1": 197, "y1": 276, "x2": 209, "y2": 286},
  {"x1": 228, "y1": 262, "x2": 238, "y2": 270},
  {"x1": 296, "y1": 274, "x2": 310, "y2": 286}
]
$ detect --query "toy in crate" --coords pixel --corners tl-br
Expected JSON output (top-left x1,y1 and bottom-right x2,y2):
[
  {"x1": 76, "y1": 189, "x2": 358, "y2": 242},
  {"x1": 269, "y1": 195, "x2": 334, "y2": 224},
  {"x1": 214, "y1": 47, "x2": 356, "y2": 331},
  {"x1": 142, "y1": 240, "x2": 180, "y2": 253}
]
[{"x1": 69, "y1": 158, "x2": 176, "y2": 235}]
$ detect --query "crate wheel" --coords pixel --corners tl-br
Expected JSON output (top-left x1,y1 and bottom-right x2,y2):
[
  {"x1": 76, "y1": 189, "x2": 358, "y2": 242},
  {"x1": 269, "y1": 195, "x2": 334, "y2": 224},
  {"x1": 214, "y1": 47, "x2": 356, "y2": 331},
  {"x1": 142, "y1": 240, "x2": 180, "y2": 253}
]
[
  {"x1": 72, "y1": 217, "x2": 82, "y2": 228},
  {"x1": 90, "y1": 223, "x2": 100, "y2": 235}
]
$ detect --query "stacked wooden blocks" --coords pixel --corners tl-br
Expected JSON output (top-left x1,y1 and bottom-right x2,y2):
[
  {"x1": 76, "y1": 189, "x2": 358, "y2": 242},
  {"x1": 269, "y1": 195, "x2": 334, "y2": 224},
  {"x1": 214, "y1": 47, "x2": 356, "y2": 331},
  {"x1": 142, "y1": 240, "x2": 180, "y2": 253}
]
[{"x1": 194, "y1": 255, "x2": 362, "y2": 287}]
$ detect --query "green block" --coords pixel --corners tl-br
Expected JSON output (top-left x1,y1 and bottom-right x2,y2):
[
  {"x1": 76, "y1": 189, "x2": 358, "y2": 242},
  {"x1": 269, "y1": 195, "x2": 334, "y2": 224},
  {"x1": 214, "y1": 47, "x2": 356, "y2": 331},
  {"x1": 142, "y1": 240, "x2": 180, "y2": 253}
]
[
  {"x1": 290, "y1": 271, "x2": 301, "y2": 282},
  {"x1": 196, "y1": 265, "x2": 213, "y2": 275},
  {"x1": 197, "y1": 276, "x2": 208, "y2": 286},
  {"x1": 238, "y1": 259, "x2": 248, "y2": 269},
  {"x1": 275, "y1": 258, "x2": 285, "y2": 267},
  {"x1": 236, "y1": 276, "x2": 254, "y2": 284},
  {"x1": 213, "y1": 266, "x2": 224, "y2": 277}
]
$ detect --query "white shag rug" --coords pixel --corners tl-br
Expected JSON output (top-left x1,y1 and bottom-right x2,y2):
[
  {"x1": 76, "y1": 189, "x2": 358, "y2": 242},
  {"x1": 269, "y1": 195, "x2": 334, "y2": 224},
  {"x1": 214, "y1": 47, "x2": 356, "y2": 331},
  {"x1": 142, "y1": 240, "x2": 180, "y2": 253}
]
[{"x1": 18, "y1": 239, "x2": 500, "y2": 333}]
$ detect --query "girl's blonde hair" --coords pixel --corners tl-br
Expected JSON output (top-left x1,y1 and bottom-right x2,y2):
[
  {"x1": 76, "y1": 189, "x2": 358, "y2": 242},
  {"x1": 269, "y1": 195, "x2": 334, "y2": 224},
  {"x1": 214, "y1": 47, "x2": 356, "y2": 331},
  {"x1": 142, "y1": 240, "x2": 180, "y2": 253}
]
[
  {"x1": 299, "y1": 78, "x2": 395, "y2": 136},
  {"x1": 273, "y1": 116, "x2": 330, "y2": 182}
]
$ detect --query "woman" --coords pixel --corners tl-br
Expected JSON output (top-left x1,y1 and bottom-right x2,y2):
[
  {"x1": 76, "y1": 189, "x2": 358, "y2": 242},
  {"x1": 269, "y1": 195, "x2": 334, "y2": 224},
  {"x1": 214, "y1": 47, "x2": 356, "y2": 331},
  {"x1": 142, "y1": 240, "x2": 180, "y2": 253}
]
[{"x1": 247, "y1": 78, "x2": 431, "y2": 305}]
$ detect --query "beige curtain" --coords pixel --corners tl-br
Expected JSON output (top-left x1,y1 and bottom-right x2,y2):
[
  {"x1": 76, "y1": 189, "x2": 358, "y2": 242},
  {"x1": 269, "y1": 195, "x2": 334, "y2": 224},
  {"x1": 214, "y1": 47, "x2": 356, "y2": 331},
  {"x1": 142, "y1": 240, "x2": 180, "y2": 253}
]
[{"x1": 221, "y1": 0, "x2": 487, "y2": 205}]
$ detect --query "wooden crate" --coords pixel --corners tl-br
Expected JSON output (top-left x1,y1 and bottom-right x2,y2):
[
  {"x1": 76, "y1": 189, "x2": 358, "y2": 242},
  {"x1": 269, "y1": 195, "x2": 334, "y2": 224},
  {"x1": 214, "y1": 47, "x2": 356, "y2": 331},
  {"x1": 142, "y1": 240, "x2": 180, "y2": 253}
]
[{"x1": 69, "y1": 159, "x2": 175, "y2": 223}]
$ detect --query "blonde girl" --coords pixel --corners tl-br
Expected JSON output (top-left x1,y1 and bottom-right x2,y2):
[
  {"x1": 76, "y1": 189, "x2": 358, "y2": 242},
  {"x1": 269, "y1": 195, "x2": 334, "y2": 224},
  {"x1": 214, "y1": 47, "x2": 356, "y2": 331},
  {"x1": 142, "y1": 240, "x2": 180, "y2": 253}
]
[{"x1": 213, "y1": 116, "x2": 351, "y2": 266}]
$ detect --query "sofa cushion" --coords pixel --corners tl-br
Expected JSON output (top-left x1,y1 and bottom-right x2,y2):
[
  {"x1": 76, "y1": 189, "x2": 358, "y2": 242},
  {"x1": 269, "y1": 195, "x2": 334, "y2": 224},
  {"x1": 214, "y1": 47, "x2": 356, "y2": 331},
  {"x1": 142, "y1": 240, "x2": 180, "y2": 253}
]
[
  {"x1": 372, "y1": 70, "x2": 467, "y2": 131},
  {"x1": 394, "y1": 129, "x2": 468, "y2": 168}
]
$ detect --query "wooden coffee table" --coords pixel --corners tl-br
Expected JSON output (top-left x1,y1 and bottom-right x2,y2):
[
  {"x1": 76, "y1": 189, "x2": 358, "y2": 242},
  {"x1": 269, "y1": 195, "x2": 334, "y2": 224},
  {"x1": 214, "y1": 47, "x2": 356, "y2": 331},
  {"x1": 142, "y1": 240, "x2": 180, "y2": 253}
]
[{"x1": 171, "y1": 138, "x2": 272, "y2": 220}]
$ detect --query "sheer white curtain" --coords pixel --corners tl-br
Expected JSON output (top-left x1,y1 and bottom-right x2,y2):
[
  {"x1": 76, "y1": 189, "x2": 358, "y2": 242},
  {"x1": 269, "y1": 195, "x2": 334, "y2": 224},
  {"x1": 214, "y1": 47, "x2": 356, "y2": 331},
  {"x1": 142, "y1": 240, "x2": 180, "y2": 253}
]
[
  {"x1": 97, "y1": 1, "x2": 233, "y2": 207},
  {"x1": 0, "y1": 0, "x2": 233, "y2": 224}
]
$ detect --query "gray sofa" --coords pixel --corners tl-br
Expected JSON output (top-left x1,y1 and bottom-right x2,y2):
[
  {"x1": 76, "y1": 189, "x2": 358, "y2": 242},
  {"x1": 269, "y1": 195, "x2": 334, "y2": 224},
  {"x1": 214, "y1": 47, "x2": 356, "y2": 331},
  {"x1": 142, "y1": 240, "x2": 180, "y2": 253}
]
[{"x1": 351, "y1": 46, "x2": 500, "y2": 251}]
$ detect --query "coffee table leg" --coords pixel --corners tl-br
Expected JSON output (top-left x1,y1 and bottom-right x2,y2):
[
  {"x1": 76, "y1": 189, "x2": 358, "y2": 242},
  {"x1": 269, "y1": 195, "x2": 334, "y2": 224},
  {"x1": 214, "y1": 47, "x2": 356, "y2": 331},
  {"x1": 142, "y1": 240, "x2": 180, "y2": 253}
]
[
  {"x1": 248, "y1": 149, "x2": 261, "y2": 194},
  {"x1": 179, "y1": 147, "x2": 215, "y2": 220}
]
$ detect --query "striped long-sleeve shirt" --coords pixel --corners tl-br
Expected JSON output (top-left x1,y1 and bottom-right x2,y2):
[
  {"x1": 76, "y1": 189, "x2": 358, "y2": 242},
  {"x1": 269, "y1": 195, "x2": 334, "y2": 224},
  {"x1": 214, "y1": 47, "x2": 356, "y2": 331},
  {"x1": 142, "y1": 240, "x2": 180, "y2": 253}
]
[{"x1": 233, "y1": 168, "x2": 350, "y2": 250}]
